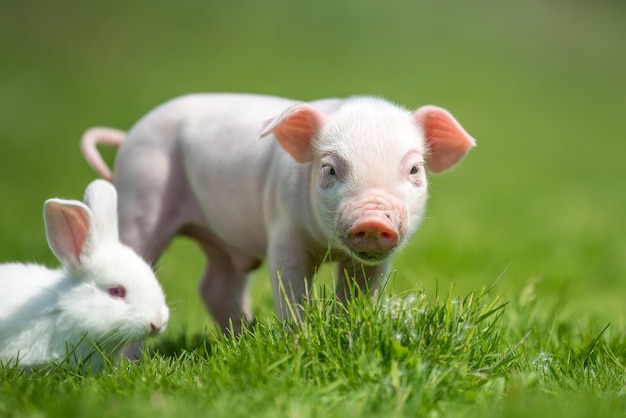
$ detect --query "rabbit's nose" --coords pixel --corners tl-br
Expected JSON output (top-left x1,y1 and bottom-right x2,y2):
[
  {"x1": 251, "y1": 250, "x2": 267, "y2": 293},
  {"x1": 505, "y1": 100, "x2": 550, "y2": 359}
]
[
  {"x1": 149, "y1": 316, "x2": 168, "y2": 334},
  {"x1": 148, "y1": 306, "x2": 169, "y2": 334},
  {"x1": 149, "y1": 322, "x2": 164, "y2": 335}
]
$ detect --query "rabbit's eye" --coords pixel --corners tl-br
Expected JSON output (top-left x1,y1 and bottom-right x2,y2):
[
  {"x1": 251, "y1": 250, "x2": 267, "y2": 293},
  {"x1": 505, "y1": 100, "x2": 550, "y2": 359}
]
[{"x1": 108, "y1": 286, "x2": 127, "y2": 300}]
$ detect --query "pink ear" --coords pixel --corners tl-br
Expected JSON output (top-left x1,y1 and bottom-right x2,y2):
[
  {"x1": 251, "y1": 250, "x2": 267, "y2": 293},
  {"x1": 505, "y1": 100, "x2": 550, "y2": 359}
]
[
  {"x1": 259, "y1": 104, "x2": 327, "y2": 163},
  {"x1": 44, "y1": 199, "x2": 94, "y2": 268},
  {"x1": 413, "y1": 105, "x2": 476, "y2": 173}
]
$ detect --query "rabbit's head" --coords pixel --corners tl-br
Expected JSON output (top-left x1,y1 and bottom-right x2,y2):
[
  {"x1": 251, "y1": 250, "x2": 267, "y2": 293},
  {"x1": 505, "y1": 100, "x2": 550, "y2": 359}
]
[{"x1": 44, "y1": 180, "x2": 169, "y2": 352}]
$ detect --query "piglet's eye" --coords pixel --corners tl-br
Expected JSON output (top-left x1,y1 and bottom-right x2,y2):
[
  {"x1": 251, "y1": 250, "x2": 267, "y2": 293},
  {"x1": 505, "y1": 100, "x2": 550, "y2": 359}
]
[
  {"x1": 323, "y1": 165, "x2": 336, "y2": 176},
  {"x1": 410, "y1": 165, "x2": 420, "y2": 175},
  {"x1": 108, "y1": 286, "x2": 127, "y2": 300}
]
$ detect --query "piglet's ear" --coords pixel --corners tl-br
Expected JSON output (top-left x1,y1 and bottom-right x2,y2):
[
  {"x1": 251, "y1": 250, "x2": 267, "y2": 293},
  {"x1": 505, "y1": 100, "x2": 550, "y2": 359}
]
[
  {"x1": 44, "y1": 199, "x2": 97, "y2": 269},
  {"x1": 259, "y1": 104, "x2": 327, "y2": 163},
  {"x1": 413, "y1": 105, "x2": 476, "y2": 173}
]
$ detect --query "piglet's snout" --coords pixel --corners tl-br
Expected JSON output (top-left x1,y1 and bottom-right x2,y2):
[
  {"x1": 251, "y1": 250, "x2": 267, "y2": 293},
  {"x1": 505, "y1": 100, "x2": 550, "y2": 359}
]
[
  {"x1": 339, "y1": 191, "x2": 408, "y2": 262},
  {"x1": 346, "y1": 213, "x2": 399, "y2": 254}
]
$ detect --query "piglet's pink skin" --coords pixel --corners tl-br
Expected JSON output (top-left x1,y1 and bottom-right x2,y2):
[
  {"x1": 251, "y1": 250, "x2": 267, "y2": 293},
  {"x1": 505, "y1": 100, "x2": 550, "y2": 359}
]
[{"x1": 81, "y1": 94, "x2": 475, "y2": 332}]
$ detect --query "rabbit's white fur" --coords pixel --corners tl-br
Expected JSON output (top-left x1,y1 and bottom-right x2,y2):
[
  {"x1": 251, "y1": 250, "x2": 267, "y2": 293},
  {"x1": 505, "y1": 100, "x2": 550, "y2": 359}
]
[{"x1": 0, "y1": 180, "x2": 169, "y2": 370}]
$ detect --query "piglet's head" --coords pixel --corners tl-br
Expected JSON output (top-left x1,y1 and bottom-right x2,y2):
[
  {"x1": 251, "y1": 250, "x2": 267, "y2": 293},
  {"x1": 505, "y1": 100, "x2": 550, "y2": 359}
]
[{"x1": 260, "y1": 98, "x2": 476, "y2": 264}]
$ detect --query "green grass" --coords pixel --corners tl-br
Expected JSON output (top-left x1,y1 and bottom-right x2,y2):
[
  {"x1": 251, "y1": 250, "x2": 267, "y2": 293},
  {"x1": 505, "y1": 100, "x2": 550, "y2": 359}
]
[
  {"x1": 2, "y1": 0, "x2": 626, "y2": 416},
  {"x1": 2, "y1": 284, "x2": 625, "y2": 417}
]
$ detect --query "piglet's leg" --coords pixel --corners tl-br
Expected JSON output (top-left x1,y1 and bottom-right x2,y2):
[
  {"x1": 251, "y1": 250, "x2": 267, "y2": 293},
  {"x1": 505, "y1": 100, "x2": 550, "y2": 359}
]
[
  {"x1": 198, "y1": 242, "x2": 260, "y2": 334},
  {"x1": 267, "y1": 236, "x2": 316, "y2": 321}
]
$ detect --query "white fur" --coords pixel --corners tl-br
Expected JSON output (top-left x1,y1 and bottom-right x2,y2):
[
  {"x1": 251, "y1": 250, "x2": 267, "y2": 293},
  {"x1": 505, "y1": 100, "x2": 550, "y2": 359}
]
[{"x1": 0, "y1": 180, "x2": 169, "y2": 370}]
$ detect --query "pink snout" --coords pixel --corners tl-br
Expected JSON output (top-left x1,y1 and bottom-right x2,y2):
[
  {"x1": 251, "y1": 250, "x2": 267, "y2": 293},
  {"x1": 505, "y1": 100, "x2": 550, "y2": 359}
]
[{"x1": 346, "y1": 215, "x2": 399, "y2": 262}]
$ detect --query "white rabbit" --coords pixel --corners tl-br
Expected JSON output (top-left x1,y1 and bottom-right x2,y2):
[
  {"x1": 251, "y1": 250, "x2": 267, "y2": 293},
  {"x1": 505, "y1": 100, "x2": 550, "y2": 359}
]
[{"x1": 0, "y1": 179, "x2": 169, "y2": 370}]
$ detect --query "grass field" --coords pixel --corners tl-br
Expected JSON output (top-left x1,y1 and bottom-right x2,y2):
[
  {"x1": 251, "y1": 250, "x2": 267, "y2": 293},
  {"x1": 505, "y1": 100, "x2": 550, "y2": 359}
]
[{"x1": 1, "y1": 0, "x2": 626, "y2": 416}]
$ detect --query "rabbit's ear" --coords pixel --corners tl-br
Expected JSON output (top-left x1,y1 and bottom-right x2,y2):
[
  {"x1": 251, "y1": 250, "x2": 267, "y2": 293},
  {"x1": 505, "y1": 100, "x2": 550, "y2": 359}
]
[
  {"x1": 83, "y1": 179, "x2": 119, "y2": 241},
  {"x1": 44, "y1": 199, "x2": 98, "y2": 268}
]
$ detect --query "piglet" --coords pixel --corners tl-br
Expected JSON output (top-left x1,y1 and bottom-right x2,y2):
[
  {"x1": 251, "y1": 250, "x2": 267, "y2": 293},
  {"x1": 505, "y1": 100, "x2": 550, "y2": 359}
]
[{"x1": 81, "y1": 94, "x2": 475, "y2": 332}]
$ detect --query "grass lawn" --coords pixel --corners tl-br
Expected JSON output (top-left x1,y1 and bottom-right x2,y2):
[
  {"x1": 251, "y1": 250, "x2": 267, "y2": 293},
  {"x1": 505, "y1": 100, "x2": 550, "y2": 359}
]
[{"x1": 1, "y1": 0, "x2": 626, "y2": 416}]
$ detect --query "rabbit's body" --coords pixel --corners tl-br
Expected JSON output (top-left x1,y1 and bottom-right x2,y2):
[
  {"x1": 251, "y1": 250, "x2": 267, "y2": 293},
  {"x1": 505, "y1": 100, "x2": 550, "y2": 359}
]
[
  {"x1": 0, "y1": 180, "x2": 169, "y2": 370},
  {"x1": 0, "y1": 264, "x2": 70, "y2": 366}
]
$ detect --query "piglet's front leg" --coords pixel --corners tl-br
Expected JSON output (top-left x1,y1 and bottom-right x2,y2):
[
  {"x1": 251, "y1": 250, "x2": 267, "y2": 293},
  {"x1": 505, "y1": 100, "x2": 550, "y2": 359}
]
[{"x1": 267, "y1": 235, "x2": 318, "y2": 320}]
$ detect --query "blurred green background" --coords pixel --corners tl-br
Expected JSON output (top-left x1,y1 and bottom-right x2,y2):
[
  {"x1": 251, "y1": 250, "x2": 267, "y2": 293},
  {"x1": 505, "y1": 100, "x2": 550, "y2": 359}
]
[{"x1": 1, "y1": 0, "x2": 625, "y2": 335}]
